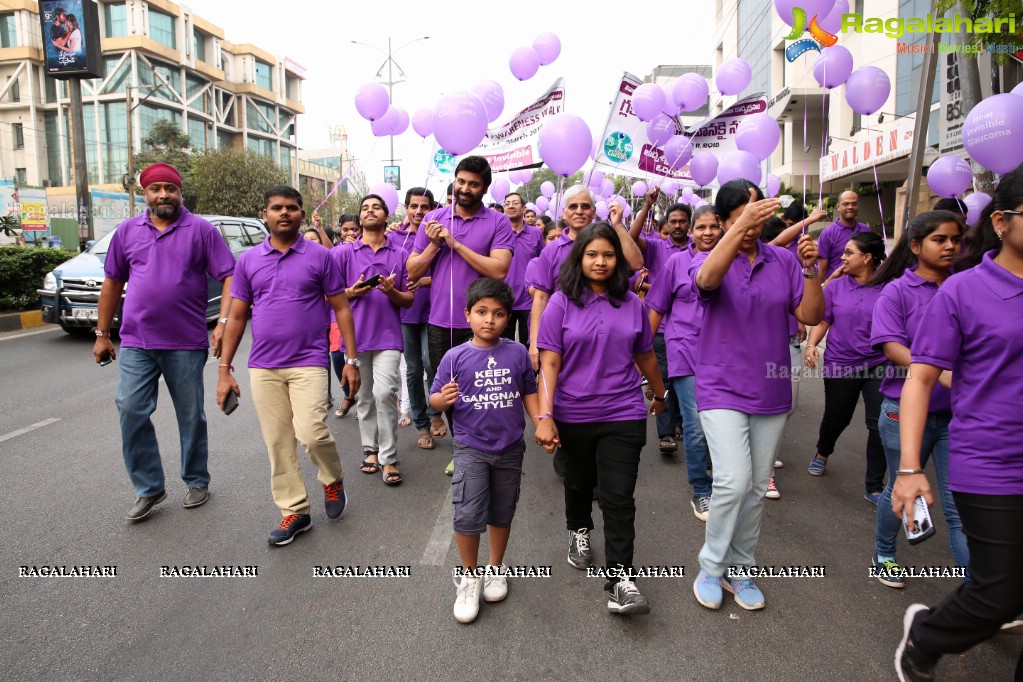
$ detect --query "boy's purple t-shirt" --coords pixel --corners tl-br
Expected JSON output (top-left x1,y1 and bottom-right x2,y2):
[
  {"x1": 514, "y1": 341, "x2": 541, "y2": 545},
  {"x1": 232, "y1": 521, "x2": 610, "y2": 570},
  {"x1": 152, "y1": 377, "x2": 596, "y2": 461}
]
[
  {"x1": 431, "y1": 338, "x2": 537, "y2": 452},
  {"x1": 105, "y1": 208, "x2": 235, "y2": 350},
  {"x1": 870, "y1": 268, "x2": 951, "y2": 411},
  {"x1": 506, "y1": 224, "x2": 545, "y2": 311},
  {"x1": 911, "y1": 252, "x2": 1023, "y2": 495},
  {"x1": 331, "y1": 237, "x2": 408, "y2": 353},
  {"x1": 816, "y1": 219, "x2": 872, "y2": 277},
  {"x1": 821, "y1": 274, "x2": 886, "y2": 375},
  {"x1": 411, "y1": 204, "x2": 515, "y2": 329},
  {"x1": 232, "y1": 236, "x2": 343, "y2": 369},
  {"x1": 646, "y1": 246, "x2": 702, "y2": 378},
  {"x1": 388, "y1": 226, "x2": 429, "y2": 325},
  {"x1": 536, "y1": 290, "x2": 652, "y2": 424},
  {"x1": 690, "y1": 244, "x2": 804, "y2": 414}
]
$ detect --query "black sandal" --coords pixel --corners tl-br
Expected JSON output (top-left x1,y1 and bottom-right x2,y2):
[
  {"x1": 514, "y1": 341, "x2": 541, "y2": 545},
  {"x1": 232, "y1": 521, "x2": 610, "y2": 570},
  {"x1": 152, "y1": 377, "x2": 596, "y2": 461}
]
[
  {"x1": 360, "y1": 452, "x2": 380, "y2": 474},
  {"x1": 335, "y1": 397, "x2": 355, "y2": 418},
  {"x1": 382, "y1": 464, "x2": 402, "y2": 486}
]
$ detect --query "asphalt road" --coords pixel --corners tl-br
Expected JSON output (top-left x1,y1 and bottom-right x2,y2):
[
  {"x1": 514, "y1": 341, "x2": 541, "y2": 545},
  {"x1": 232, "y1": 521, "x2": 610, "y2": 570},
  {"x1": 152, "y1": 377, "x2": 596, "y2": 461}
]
[{"x1": 0, "y1": 325, "x2": 1017, "y2": 681}]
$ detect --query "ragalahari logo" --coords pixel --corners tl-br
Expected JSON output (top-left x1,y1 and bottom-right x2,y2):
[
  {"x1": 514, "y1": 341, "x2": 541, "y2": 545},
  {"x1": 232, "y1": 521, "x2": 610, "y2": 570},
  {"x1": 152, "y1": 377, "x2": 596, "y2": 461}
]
[{"x1": 784, "y1": 6, "x2": 839, "y2": 62}]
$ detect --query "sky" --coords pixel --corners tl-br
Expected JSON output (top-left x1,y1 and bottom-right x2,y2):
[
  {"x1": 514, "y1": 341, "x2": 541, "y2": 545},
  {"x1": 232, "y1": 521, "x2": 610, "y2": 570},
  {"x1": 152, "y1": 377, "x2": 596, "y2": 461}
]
[{"x1": 195, "y1": 0, "x2": 718, "y2": 196}]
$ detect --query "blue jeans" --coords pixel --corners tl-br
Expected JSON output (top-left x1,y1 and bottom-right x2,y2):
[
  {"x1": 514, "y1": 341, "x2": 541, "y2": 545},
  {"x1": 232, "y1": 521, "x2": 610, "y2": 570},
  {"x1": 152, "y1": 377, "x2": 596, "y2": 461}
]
[
  {"x1": 402, "y1": 323, "x2": 439, "y2": 430},
  {"x1": 672, "y1": 376, "x2": 712, "y2": 498},
  {"x1": 115, "y1": 347, "x2": 209, "y2": 497},
  {"x1": 875, "y1": 397, "x2": 968, "y2": 568}
]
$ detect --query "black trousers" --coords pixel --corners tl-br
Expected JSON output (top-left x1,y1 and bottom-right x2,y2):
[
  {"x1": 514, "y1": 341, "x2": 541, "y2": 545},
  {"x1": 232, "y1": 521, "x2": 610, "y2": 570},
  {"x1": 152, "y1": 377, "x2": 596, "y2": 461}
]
[
  {"x1": 427, "y1": 324, "x2": 474, "y2": 431},
  {"x1": 912, "y1": 492, "x2": 1023, "y2": 678},
  {"x1": 815, "y1": 373, "x2": 885, "y2": 492},
  {"x1": 653, "y1": 333, "x2": 680, "y2": 438},
  {"x1": 557, "y1": 419, "x2": 646, "y2": 587},
  {"x1": 501, "y1": 309, "x2": 530, "y2": 344}
]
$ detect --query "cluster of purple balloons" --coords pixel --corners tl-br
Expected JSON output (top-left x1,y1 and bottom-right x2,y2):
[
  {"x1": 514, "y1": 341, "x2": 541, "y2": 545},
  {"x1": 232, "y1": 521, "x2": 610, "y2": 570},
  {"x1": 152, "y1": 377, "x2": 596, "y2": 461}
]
[{"x1": 509, "y1": 33, "x2": 560, "y2": 81}]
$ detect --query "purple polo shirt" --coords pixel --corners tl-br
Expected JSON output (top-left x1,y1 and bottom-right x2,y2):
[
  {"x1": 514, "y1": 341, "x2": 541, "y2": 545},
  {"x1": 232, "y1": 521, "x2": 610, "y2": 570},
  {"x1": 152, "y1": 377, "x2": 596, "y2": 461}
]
[
  {"x1": 536, "y1": 290, "x2": 652, "y2": 423},
  {"x1": 821, "y1": 274, "x2": 885, "y2": 375},
  {"x1": 646, "y1": 246, "x2": 702, "y2": 378},
  {"x1": 507, "y1": 224, "x2": 545, "y2": 310},
  {"x1": 912, "y1": 252, "x2": 1023, "y2": 495},
  {"x1": 644, "y1": 237, "x2": 687, "y2": 283},
  {"x1": 524, "y1": 256, "x2": 541, "y2": 293},
  {"x1": 332, "y1": 237, "x2": 408, "y2": 353},
  {"x1": 232, "y1": 236, "x2": 343, "y2": 369},
  {"x1": 817, "y1": 219, "x2": 872, "y2": 277},
  {"x1": 870, "y1": 269, "x2": 951, "y2": 412},
  {"x1": 388, "y1": 226, "x2": 430, "y2": 325},
  {"x1": 411, "y1": 204, "x2": 515, "y2": 329},
  {"x1": 105, "y1": 208, "x2": 235, "y2": 350},
  {"x1": 431, "y1": 338, "x2": 537, "y2": 452},
  {"x1": 533, "y1": 230, "x2": 575, "y2": 295},
  {"x1": 690, "y1": 244, "x2": 804, "y2": 414}
]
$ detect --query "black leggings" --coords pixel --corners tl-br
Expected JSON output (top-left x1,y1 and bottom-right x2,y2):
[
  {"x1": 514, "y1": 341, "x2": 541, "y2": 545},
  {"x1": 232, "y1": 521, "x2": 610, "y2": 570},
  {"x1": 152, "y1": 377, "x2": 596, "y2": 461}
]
[{"x1": 815, "y1": 374, "x2": 885, "y2": 492}]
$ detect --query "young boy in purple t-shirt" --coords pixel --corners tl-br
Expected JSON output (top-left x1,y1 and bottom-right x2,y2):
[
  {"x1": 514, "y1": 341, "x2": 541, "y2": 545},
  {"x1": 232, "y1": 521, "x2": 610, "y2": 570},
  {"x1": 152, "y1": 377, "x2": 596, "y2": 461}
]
[{"x1": 430, "y1": 278, "x2": 544, "y2": 624}]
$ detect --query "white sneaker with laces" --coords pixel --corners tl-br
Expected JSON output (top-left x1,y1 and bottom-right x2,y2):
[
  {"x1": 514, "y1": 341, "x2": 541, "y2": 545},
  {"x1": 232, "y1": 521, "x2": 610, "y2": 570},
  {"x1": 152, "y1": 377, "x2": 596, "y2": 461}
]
[
  {"x1": 766, "y1": 477, "x2": 781, "y2": 500},
  {"x1": 483, "y1": 564, "x2": 508, "y2": 603},
  {"x1": 452, "y1": 571, "x2": 482, "y2": 623},
  {"x1": 774, "y1": 459, "x2": 784, "y2": 469},
  {"x1": 607, "y1": 575, "x2": 650, "y2": 615}
]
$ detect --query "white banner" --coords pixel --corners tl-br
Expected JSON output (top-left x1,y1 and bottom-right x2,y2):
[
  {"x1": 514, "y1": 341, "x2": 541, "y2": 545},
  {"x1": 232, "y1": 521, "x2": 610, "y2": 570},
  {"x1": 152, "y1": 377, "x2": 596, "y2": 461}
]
[
  {"x1": 469, "y1": 78, "x2": 565, "y2": 173},
  {"x1": 592, "y1": 72, "x2": 768, "y2": 185}
]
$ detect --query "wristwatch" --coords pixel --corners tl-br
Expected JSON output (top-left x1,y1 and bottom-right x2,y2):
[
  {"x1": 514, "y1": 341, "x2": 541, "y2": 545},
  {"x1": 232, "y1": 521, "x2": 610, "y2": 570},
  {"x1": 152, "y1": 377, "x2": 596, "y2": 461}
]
[
  {"x1": 345, "y1": 358, "x2": 361, "y2": 368},
  {"x1": 94, "y1": 329, "x2": 108, "y2": 337},
  {"x1": 217, "y1": 317, "x2": 229, "y2": 325},
  {"x1": 652, "y1": 390, "x2": 669, "y2": 402},
  {"x1": 802, "y1": 267, "x2": 819, "y2": 279}
]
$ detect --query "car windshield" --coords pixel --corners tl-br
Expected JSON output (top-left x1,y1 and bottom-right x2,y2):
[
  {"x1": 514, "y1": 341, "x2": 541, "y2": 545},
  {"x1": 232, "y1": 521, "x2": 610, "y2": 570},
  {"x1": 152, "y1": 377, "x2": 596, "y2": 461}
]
[{"x1": 88, "y1": 229, "x2": 116, "y2": 255}]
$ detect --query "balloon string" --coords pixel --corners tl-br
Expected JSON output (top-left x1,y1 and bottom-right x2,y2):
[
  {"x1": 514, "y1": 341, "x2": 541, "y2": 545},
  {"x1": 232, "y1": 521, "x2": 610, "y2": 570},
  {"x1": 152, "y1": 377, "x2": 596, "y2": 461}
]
[
  {"x1": 802, "y1": 53, "x2": 809, "y2": 217},
  {"x1": 871, "y1": 155, "x2": 887, "y2": 245},
  {"x1": 449, "y1": 203, "x2": 455, "y2": 380},
  {"x1": 819, "y1": 56, "x2": 828, "y2": 208}
]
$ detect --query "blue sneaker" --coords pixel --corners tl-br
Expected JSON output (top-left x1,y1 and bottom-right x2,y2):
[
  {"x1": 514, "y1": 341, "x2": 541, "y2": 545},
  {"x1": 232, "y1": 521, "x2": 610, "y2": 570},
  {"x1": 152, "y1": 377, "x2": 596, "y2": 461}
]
[
  {"x1": 267, "y1": 514, "x2": 312, "y2": 546},
  {"x1": 693, "y1": 569, "x2": 723, "y2": 610},
  {"x1": 324, "y1": 481, "x2": 347, "y2": 519},
  {"x1": 722, "y1": 576, "x2": 766, "y2": 610},
  {"x1": 807, "y1": 454, "x2": 828, "y2": 476},
  {"x1": 864, "y1": 491, "x2": 881, "y2": 505}
]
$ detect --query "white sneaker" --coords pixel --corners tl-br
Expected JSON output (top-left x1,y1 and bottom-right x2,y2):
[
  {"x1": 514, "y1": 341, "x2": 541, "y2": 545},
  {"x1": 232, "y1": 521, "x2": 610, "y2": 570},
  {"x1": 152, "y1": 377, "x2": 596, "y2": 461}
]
[
  {"x1": 774, "y1": 459, "x2": 784, "y2": 469},
  {"x1": 452, "y1": 572, "x2": 482, "y2": 623},
  {"x1": 766, "y1": 477, "x2": 781, "y2": 500},
  {"x1": 483, "y1": 564, "x2": 508, "y2": 603}
]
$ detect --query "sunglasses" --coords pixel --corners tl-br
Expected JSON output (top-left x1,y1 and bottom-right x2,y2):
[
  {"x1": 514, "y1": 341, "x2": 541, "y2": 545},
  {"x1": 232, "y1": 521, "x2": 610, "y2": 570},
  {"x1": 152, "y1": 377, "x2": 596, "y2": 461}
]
[
  {"x1": 567, "y1": 203, "x2": 594, "y2": 211},
  {"x1": 1001, "y1": 210, "x2": 1023, "y2": 218}
]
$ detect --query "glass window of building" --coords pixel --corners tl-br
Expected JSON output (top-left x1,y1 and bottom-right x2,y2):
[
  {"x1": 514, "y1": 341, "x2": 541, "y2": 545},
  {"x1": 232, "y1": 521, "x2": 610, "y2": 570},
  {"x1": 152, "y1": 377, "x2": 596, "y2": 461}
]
[
  {"x1": 737, "y1": 0, "x2": 771, "y2": 99},
  {"x1": 149, "y1": 9, "x2": 176, "y2": 50},
  {"x1": 13, "y1": 123, "x2": 23, "y2": 149},
  {"x1": 44, "y1": 112, "x2": 66, "y2": 185},
  {"x1": 0, "y1": 13, "x2": 16, "y2": 48},
  {"x1": 7, "y1": 76, "x2": 19, "y2": 103},
  {"x1": 104, "y1": 2, "x2": 128, "y2": 38},
  {"x1": 15, "y1": 168, "x2": 26, "y2": 185},
  {"x1": 254, "y1": 61, "x2": 272, "y2": 91},
  {"x1": 102, "y1": 101, "x2": 127, "y2": 184},
  {"x1": 193, "y1": 29, "x2": 207, "y2": 63},
  {"x1": 102, "y1": 55, "x2": 132, "y2": 94},
  {"x1": 188, "y1": 117, "x2": 209, "y2": 150},
  {"x1": 896, "y1": 0, "x2": 939, "y2": 116}
]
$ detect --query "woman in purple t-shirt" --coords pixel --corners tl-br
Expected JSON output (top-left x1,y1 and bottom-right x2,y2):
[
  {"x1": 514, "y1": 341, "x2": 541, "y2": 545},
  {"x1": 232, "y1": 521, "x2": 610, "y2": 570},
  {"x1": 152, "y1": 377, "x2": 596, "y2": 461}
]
[
  {"x1": 893, "y1": 166, "x2": 1023, "y2": 680},
  {"x1": 804, "y1": 232, "x2": 888, "y2": 500},
  {"x1": 535, "y1": 223, "x2": 667, "y2": 616}
]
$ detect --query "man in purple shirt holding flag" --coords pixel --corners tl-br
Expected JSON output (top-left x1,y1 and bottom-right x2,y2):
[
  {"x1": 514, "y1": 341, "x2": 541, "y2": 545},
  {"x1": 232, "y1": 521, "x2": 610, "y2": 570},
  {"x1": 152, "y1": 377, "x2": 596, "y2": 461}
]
[
  {"x1": 816, "y1": 190, "x2": 872, "y2": 282},
  {"x1": 94, "y1": 162, "x2": 236, "y2": 522}
]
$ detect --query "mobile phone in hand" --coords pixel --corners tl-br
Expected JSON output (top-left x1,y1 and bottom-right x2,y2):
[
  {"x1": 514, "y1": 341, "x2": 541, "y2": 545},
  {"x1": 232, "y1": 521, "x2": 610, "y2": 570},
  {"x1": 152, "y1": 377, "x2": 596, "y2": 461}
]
[
  {"x1": 356, "y1": 274, "x2": 383, "y2": 289},
  {"x1": 99, "y1": 351, "x2": 113, "y2": 366},
  {"x1": 903, "y1": 495, "x2": 936, "y2": 545},
  {"x1": 222, "y1": 390, "x2": 239, "y2": 415}
]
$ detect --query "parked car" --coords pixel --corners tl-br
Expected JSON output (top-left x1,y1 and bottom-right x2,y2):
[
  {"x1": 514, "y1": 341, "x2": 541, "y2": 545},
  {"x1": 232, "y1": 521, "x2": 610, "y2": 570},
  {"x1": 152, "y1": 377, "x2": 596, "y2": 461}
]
[{"x1": 38, "y1": 216, "x2": 268, "y2": 335}]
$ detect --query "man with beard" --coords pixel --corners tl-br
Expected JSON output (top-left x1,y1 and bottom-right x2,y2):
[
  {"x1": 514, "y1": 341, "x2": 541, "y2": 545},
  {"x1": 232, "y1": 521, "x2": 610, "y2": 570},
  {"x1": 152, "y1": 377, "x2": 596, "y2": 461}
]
[
  {"x1": 407, "y1": 156, "x2": 515, "y2": 474},
  {"x1": 816, "y1": 190, "x2": 871, "y2": 282},
  {"x1": 217, "y1": 186, "x2": 361, "y2": 545},
  {"x1": 502, "y1": 191, "x2": 544, "y2": 343},
  {"x1": 94, "y1": 162, "x2": 236, "y2": 522}
]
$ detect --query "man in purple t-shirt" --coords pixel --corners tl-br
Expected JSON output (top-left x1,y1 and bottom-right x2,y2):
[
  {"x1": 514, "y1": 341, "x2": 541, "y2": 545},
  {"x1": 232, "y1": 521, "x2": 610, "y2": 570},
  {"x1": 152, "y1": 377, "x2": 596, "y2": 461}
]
[
  {"x1": 501, "y1": 191, "x2": 544, "y2": 344},
  {"x1": 217, "y1": 186, "x2": 361, "y2": 546},
  {"x1": 816, "y1": 190, "x2": 871, "y2": 281},
  {"x1": 94, "y1": 162, "x2": 235, "y2": 522}
]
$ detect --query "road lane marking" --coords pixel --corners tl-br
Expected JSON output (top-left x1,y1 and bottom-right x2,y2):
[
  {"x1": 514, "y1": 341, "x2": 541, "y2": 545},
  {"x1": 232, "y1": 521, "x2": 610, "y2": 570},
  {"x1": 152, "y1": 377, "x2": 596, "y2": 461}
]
[
  {"x1": 0, "y1": 418, "x2": 61, "y2": 444},
  {"x1": 420, "y1": 486, "x2": 455, "y2": 566},
  {"x1": 0, "y1": 327, "x2": 63, "y2": 342}
]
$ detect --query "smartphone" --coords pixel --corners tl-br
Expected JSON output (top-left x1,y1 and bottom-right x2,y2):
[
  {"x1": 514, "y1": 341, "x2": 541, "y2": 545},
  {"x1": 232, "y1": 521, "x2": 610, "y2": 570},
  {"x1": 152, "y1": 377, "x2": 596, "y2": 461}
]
[
  {"x1": 99, "y1": 351, "x2": 113, "y2": 366},
  {"x1": 222, "y1": 391, "x2": 239, "y2": 416},
  {"x1": 356, "y1": 274, "x2": 383, "y2": 289},
  {"x1": 903, "y1": 495, "x2": 936, "y2": 545}
]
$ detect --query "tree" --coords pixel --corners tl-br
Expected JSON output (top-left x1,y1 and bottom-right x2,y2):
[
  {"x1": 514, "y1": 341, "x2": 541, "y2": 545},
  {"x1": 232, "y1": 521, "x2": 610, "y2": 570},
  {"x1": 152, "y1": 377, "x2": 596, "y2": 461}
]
[
  {"x1": 133, "y1": 120, "x2": 193, "y2": 178},
  {"x1": 517, "y1": 167, "x2": 584, "y2": 204},
  {"x1": 189, "y1": 149, "x2": 289, "y2": 218}
]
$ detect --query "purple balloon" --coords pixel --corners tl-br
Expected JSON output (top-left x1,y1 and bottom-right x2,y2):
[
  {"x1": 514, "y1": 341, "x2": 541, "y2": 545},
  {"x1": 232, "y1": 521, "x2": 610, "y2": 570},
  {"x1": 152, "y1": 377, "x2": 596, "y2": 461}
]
[
  {"x1": 689, "y1": 151, "x2": 719, "y2": 187},
  {"x1": 538, "y1": 113, "x2": 592, "y2": 176},
  {"x1": 631, "y1": 180, "x2": 648, "y2": 197},
  {"x1": 623, "y1": 204, "x2": 632, "y2": 219},
  {"x1": 490, "y1": 177, "x2": 510, "y2": 204},
  {"x1": 595, "y1": 200, "x2": 610, "y2": 220},
  {"x1": 774, "y1": 0, "x2": 837, "y2": 25},
  {"x1": 735, "y1": 113, "x2": 781, "y2": 161},
  {"x1": 673, "y1": 73, "x2": 709, "y2": 112},
  {"x1": 540, "y1": 181, "x2": 556, "y2": 199},
  {"x1": 391, "y1": 107, "x2": 409, "y2": 136},
  {"x1": 599, "y1": 178, "x2": 615, "y2": 197},
  {"x1": 586, "y1": 170, "x2": 604, "y2": 188},
  {"x1": 1013, "y1": 81, "x2": 1023, "y2": 97},
  {"x1": 963, "y1": 192, "x2": 991, "y2": 227},
  {"x1": 962, "y1": 94, "x2": 1023, "y2": 174},
  {"x1": 371, "y1": 106, "x2": 400, "y2": 136},
  {"x1": 766, "y1": 173, "x2": 781, "y2": 198},
  {"x1": 535, "y1": 195, "x2": 550, "y2": 212},
  {"x1": 813, "y1": 46, "x2": 854, "y2": 89},
  {"x1": 411, "y1": 107, "x2": 433, "y2": 138},
  {"x1": 660, "y1": 84, "x2": 682, "y2": 116},
  {"x1": 646, "y1": 114, "x2": 675, "y2": 146},
  {"x1": 927, "y1": 155, "x2": 974, "y2": 198},
  {"x1": 532, "y1": 32, "x2": 561, "y2": 66},
  {"x1": 368, "y1": 182, "x2": 399, "y2": 217},
  {"x1": 632, "y1": 83, "x2": 666, "y2": 122},
  {"x1": 354, "y1": 82, "x2": 389, "y2": 121},
  {"x1": 817, "y1": 0, "x2": 849, "y2": 33},
  {"x1": 433, "y1": 91, "x2": 489, "y2": 155},
  {"x1": 660, "y1": 180, "x2": 678, "y2": 196},
  {"x1": 682, "y1": 187, "x2": 694, "y2": 201},
  {"x1": 610, "y1": 195, "x2": 627, "y2": 210},
  {"x1": 716, "y1": 58, "x2": 752, "y2": 96},
  {"x1": 471, "y1": 80, "x2": 505, "y2": 123},
  {"x1": 509, "y1": 46, "x2": 541, "y2": 81},
  {"x1": 663, "y1": 136, "x2": 693, "y2": 171},
  {"x1": 845, "y1": 66, "x2": 891, "y2": 115},
  {"x1": 717, "y1": 150, "x2": 762, "y2": 186}
]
